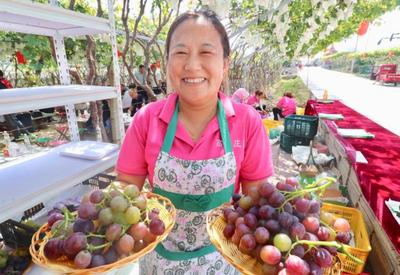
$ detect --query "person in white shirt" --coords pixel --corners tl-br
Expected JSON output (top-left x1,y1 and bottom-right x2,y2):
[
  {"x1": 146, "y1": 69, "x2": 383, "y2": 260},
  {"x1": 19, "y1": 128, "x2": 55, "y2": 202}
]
[
  {"x1": 133, "y1": 64, "x2": 156, "y2": 102},
  {"x1": 148, "y1": 64, "x2": 164, "y2": 100}
]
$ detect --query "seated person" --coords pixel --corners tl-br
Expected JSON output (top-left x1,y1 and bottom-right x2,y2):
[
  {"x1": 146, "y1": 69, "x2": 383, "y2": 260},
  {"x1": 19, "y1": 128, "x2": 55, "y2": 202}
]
[
  {"x1": 247, "y1": 90, "x2": 268, "y2": 110},
  {"x1": 272, "y1": 92, "x2": 296, "y2": 120},
  {"x1": 231, "y1": 87, "x2": 249, "y2": 104}
]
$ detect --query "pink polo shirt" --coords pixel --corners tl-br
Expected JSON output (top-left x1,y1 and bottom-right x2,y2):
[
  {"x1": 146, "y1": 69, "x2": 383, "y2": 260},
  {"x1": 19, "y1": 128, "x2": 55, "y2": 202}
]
[
  {"x1": 277, "y1": 96, "x2": 296, "y2": 117},
  {"x1": 246, "y1": 95, "x2": 259, "y2": 106},
  {"x1": 116, "y1": 92, "x2": 273, "y2": 193}
]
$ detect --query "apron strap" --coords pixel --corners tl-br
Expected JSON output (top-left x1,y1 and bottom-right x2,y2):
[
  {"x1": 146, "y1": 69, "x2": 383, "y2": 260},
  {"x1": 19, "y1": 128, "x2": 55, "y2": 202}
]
[{"x1": 161, "y1": 98, "x2": 233, "y2": 153}]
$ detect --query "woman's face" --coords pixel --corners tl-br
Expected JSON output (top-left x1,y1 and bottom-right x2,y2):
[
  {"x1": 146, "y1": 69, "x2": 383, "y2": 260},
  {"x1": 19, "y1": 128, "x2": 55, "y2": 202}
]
[{"x1": 167, "y1": 18, "x2": 229, "y2": 106}]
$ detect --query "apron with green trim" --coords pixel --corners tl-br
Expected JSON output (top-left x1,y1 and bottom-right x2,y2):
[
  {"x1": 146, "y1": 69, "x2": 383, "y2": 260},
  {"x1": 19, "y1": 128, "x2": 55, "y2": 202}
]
[{"x1": 139, "y1": 100, "x2": 239, "y2": 275}]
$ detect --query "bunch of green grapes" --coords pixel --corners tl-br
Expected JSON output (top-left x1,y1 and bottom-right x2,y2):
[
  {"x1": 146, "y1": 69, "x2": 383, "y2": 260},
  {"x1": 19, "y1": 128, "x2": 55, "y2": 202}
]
[{"x1": 44, "y1": 183, "x2": 165, "y2": 269}]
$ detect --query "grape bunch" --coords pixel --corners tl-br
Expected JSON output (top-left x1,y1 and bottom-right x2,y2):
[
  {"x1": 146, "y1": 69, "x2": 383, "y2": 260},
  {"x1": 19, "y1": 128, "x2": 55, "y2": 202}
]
[
  {"x1": 222, "y1": 177, "x2": 361, "y2": 275},
  {"x1": 44, "y1": 183, "x2": 166, "y2": 269}
]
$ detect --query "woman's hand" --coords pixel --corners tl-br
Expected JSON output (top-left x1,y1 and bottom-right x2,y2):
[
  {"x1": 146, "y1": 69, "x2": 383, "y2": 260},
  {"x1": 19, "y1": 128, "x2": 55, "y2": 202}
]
[
  {"x1": 117, "y1": 172, "x2": 147, "y2": 191},
  {"x1": 241, "y1": 179, "x2": 268, "y2": 195}
]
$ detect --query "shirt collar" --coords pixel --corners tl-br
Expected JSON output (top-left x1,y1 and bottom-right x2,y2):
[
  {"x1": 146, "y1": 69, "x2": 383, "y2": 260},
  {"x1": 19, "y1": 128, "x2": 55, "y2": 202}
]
[{"x1": 159, "y1": 91, "x2": 236, "y2": 124}]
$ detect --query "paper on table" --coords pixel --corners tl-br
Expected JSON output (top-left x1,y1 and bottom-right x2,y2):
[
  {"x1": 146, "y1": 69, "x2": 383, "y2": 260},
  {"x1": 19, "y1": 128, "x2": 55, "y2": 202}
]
[
  {"x1": 385, "y1": 199, "x2": 400, "y2": 226},
  {"x1": 318, "y1": 113, "x2": 344, "y2": 120},
  {"x1": 59, "y1": 141, "x2": 119, "y2": 160},
  {"x1": 337, "y1": 128, "x2": 375, "y2": 138},
  {"x1": 355, "y1": 151, "x2": 368, "y2": 163}
]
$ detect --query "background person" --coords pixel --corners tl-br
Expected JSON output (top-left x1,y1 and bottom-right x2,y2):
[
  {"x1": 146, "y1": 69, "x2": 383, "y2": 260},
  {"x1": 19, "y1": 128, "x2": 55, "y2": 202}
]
[
  {"x1": 272, "y1": 92, "x2": 296, "y2": 120},
  {"x1": 231, "y1": 87, "x2": 249, "y2": 104}
]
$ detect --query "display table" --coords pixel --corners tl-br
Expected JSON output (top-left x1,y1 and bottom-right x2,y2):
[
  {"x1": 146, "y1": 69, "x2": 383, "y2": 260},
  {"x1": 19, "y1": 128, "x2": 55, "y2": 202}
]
[
  {"x1": 0, "y1": 142, "x2": 119, "y2": 222},
  {"x1": 305, "y1": 99, "x2": 400, "y2": 271}
]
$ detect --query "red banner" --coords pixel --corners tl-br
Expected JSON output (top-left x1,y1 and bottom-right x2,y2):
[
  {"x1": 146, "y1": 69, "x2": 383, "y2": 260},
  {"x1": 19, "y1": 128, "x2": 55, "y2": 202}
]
[{"x1": 15, "y1": 51, "x2": 27, "y2": 64}]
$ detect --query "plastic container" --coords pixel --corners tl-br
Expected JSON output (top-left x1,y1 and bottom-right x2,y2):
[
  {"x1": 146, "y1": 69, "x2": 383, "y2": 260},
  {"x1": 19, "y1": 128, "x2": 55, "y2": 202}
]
[
  {"x1": 280, "y1": 132, "x2": 312, "y2": 153},
  {"x1": 284, "y1": 115, "x2": 319, "y2": 139},
  {"x1": 321, "y1": 203, "x2": 371, "y2": 274}
]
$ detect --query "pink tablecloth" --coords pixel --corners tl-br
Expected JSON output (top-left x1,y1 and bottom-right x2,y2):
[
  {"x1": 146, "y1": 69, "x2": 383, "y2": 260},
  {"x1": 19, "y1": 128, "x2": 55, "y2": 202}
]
[{"x1": 305, "y1": 100, "x2": 400, "y2": 254}]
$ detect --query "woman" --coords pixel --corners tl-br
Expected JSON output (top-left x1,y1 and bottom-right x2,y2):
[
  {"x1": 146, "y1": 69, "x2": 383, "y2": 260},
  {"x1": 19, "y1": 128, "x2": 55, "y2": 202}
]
[
  {"x1": 272, "y1": 92, "x2": 296, "y2": 120},
  {"x1": 246, "y1": 90, "x2": 263, "y2": 106},
  {"x1": 116, "y1": 9, "x2": 273, "y2": 274},
  {"x1": 231, "y1": 87, "x2": 249, "y2": 104}
]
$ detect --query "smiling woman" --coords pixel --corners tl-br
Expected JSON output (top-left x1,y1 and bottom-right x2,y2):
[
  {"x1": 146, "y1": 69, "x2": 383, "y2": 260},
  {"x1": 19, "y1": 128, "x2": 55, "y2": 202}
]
[{"x1": 116, "y1": 9, "x2": 273, "y2": 274}]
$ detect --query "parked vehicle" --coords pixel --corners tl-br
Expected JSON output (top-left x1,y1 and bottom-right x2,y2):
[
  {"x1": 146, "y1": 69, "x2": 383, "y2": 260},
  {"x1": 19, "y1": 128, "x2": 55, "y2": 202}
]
[{"x1": 371, "y1": 64, "x2": 400, "y2": 86}]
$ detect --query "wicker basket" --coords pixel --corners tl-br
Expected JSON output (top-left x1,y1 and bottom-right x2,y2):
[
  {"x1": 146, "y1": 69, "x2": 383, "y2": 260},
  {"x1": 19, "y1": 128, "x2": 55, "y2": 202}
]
[
  {"x1": 206, "y1": 204, "x2": 342, "y2": 275},
  {"x1": 29, "y1": 192, "x2": 176, "y2": 274}
]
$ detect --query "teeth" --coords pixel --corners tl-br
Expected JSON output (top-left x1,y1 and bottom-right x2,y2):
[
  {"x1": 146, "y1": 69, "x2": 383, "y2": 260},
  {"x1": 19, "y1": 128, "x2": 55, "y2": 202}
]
[{"x1": 184, "y1": 78, "x2": 205, "y2": 83}]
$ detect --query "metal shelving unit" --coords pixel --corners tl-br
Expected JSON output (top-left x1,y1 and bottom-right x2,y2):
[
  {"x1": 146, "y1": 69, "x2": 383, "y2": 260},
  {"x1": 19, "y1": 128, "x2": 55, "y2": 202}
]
[{"x1": 0, "y1": 0, "x2": 124, "y2": 224}]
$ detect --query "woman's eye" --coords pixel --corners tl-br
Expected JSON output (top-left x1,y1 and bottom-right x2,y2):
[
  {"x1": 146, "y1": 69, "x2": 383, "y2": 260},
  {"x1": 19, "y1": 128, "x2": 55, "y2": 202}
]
[
  {"x1": 201, "y1": 51, "x2": 212, "y2": 55},
  {"x1": 175, "y1": 51, "x2": 187, "y2": 55}
]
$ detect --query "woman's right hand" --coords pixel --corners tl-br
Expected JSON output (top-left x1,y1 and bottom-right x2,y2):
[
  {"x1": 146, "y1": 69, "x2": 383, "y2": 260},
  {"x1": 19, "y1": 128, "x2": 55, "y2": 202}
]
[{"x1": 117, "y1": 172, "x2": 146, "y2": 191}]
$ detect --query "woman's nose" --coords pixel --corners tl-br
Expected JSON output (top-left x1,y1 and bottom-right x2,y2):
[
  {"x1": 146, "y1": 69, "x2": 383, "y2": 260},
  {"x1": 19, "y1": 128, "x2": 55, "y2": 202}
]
[{"x1": 184, "y1": 54, "x2": 201, "y2": 71}]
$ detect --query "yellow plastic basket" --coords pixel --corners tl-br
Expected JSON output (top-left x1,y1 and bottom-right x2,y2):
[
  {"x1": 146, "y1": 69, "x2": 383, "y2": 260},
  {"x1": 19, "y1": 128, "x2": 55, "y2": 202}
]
[
  {"x1": 262, "y1": 119, "x2": 283, "y2": 135},
  {"x1": 296, "y1": 107, "x2": 305, "y2": 115},
  {"x1": 321, "y1": 203, "x2": 371, "y2": 274}
]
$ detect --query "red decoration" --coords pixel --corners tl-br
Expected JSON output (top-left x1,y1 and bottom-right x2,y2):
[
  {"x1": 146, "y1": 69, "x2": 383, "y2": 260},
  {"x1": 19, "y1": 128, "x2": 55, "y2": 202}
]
[
  {"x1": 117, "y1": 50, "x2": 122, "y2": 58},
  {"x1": 15, "y1": 51, "x2": 27, "y2": 64},
  {"x1": 357, "y1": 20, "x2": 369, "y2": 36}
]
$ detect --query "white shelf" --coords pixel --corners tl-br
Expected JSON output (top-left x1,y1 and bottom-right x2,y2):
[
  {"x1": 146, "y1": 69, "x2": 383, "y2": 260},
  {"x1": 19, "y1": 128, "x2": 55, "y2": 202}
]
[
  {"x1": 0, "y1": 0, "x2": 110, "y2": 37},
  {"x1": 0, "y1": 141, "x2": 119, "y2": 223},
  {"x1": 0, "y1": 85, "x2": 118, "y2": 115}
]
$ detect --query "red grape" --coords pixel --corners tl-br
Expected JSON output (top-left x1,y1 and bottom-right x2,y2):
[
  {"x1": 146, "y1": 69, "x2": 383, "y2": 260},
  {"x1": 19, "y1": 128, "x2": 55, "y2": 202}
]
[
  {"x1": 336, "y1": 231, "x2": 351, "y2": 244},
  {"x1": 88, "y1": 236, "x2": 105, "y2": 255},
  {"x1": 239, "y1": 234, "x2": 256, "y2": 254},
  {"x1": 333, "y1": 218, "x2": 351, "y2": 233},
  {"x1": 116, "y1": 234, "x2": 134, "y2": 255},
  {"x1": 48, "y1": 213, "x2": 64, "y2": 226},
  {"x1": 90, "y1": 254, "x2": 106, "y2": 268},
  {"x1": 73, "y1": 218, "x2": 94, "y2": 234},
  {"x1": 291, "y1": 245, "x2": 305, "y2": 258},
  {"x1": 317, "y1": 226, "x2": 330, "y2": 241},
  {"x1": 235, "y1": 217, "x2": 245, "y2": 227},
  {"x1": 308, "y1": 200, "x2": 320, "y2": 214},
  {"x1": 278, "y1": 212, "x2": 294, "y2": 229},
  {"x1": 74, "y1": 250, "x2": 92, "y2": 268},
  {"x1": 259, "y1": 197, "x2": 269, "y2": 206},
  {"x1": 309, "y1": 261, "x2": 323, "y2": 275},
  {"x1": 236, "y1": 207, "x2": 247, "y2": 217},
  {"x1": 223, "y1": 224, "x2": 235, "y2": 239},
  {"x1": 223, "y1": 208, "x2": 234, "y2": 221},
  {"x1": 265, "y1": 219, "x2": 281, "y2": 234},
  {"x1": 302, "y1": 216, "x2": 320, "y2": 233},
  {"x1": 236, "y1": 223, "x2": 251, "y2": 237},
  {"x1": 148, "y1": 208, "x2": 160, "y2": 220},
  {"x1": 277, "y1": 182, "x2": 295, "y2": 192},
  {"x1": 244, "y1": 213, "x2": 258, "y2": 230},
  {"x1": 259, "y1": 205, "x2": 277, "y2": 219},
  {"x1": 231, "y1": 231, "x2": 241, "y2": 245},
  {"x1": 78, "y1": 202, "x2": 98, "y2": 220},
  {"x1": 268, "y1": 191, "x2": 285, "y2": 207},
  {"x1": 106, "y1": 223, "x2": 122, "y2": 241},
  {"x1": 259, "y1": 182, "x2": 276, "y2": 198},
  {"x1": 103, "y1": 248, "x2": 118, "y2": 264},
  {"x1": 295, "y1": 198, "x2": 310, "y2": 213},
  {"x1": 261, "y1": 263, "x2": 278, "y2": 275},
  {"x1": 143, "y1": 230, "x2": 157, "y2": 245},
  {"x1": 260, "y1": 245, "x2": 281, "y2": 265},
  {"x1": 149, "y1": 218, "x2": 165, "y2": 236},
  {"x1": 133, "y1": 240, "x2": 146, "y2": 252},
  {"x1": 227, "y1": 211, "x2": 240, "y2": 224},
  {"x1": 315, "y1": 248, "x2": 333, "y2": 268},
  {"x1": 285, "y1": 255, "x2": 310, "y2": 275},
  {"x1": 44, "y1": 238, "x2": 63, "y2": 259},
  {"x1": 254, "y1": 227, "x2": 270, "y2": 244},
  {"x1": 63, "y1": 232, "x2": 87, "y2": 259},
  {"x1": 283, "y1": 203, "x2": 293, "y2": 214},
  {"x1": 289, "y1": 222, "x2": 306, "y2": 239},
  {"x1": 286, "y1": 177, "x2": 299, "y2": 188},
  {"x1": 248, "y1": 206, "x2": 259, "y2": 217},
  {"x1": 247, "y1": 186, "x2": 260, "y2": 203},
  {"x1": 128, "y1": 222, "x2": 148, "y2": 241},
  {"x1": 89, "y1": 190, "x2": 104, "y2": 204}
]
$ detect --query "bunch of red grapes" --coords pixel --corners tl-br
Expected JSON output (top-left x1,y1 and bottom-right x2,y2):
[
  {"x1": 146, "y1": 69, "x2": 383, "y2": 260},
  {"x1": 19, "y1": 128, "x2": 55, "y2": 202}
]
[
  {"x1": 44, "y1": 184, "x2": 166, "y2": 269},
  {"x1": 222, "y1": 177, "x2": 352, "y2": 275}
]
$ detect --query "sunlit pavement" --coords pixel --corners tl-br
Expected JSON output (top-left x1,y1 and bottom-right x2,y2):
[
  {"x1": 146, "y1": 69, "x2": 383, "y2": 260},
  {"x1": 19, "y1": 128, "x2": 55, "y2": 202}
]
[{"x1": 298, "y1": 66, "x2": 400, "y2": 136}]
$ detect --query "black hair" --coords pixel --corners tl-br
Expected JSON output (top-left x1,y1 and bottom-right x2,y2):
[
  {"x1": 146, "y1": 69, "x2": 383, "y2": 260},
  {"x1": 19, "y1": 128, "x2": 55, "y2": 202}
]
[
  {"x1": 128, "y1": 83, "x2": 137, "y2": 89},
  {"x1": 139, "y1": 65, "x2": 145, "y2": 69},
  {"x1": 165, "y1": 9, "x2": 230, "y2": 60}
]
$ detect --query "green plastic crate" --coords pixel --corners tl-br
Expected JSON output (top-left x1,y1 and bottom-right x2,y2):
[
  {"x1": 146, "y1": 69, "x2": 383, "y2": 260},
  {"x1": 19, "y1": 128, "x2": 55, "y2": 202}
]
[
  {"x1": 280, "y1": 132, "x2": 312, "y2": 153},
  {"x1": 284, "y1": 115, "x2": 319, "y2": 139}
]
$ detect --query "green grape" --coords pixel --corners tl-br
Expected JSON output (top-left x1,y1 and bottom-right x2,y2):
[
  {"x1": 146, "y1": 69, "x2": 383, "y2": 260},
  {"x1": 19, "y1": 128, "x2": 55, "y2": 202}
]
[
  {"x1": 113, "y1": 211, "x2": 129, "y2": 225},
  {"x1": 124, "y1": 185, "x2": 140, "y2": 199},
  {"x1": 99, "y1": 208, "x2": 113, "y2": 225},
  {"x1": 124, "y1": 206, "x2": 141, "y2": 225},
  {"x1": 273, "y1": 233, "x2": 292, "y2": 252},
  {"x1": 134, "y1": 195, "x2": 147, "y2": 210},
  {"x1": 110, "y1": 196, "x2": 128, "y2": 212}
]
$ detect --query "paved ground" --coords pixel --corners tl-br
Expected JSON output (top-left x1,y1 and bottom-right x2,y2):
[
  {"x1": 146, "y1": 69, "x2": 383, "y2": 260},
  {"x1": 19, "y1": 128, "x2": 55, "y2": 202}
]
[{"x1": 298, "y1": 66, "x2": 400, "y2": 136}]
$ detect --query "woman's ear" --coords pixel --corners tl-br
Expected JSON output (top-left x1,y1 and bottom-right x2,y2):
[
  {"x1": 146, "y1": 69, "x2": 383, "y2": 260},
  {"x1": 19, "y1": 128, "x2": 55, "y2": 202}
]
[{"x1": 223, "y1": 58, "x2": 230, "y2": 76}]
